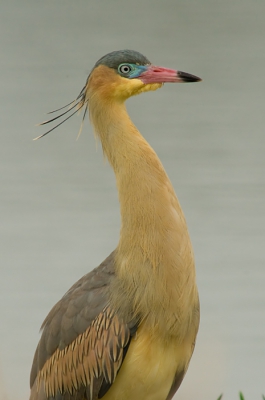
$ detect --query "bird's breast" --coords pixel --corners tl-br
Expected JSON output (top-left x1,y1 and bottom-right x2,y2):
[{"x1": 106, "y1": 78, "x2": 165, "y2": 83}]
[{"x1": 101, "y1": 323, "x2": 194, "y2": 400}]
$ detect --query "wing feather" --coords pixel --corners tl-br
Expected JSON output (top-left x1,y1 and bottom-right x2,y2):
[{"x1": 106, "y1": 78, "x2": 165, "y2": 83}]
[{"x1": 30, "y1": 252, "x2": 138, "y2": 400}]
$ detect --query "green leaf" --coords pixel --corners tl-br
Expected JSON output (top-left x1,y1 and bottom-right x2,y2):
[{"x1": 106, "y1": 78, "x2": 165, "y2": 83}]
[{"x1": 215, "y1": 391, "x2": 265, "y2": 399}]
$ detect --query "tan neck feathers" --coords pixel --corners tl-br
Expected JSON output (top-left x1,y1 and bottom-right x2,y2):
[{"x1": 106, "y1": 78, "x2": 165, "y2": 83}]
[{"x1": 87, "y1": 78, "x2": 197, "y2": 336}]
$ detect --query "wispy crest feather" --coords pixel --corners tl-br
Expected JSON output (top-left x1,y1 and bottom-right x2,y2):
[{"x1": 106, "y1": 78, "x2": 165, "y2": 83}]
[{"x1": 34, "y1": 82, "x2": 88, "y2": 140}]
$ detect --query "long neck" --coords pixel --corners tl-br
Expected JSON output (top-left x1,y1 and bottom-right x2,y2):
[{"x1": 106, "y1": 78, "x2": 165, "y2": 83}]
[{"x1": 89, "y1": 96, "x2": 197, "y2": 336}]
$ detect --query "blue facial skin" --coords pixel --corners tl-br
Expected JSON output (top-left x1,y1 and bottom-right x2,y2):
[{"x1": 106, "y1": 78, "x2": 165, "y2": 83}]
[{"x1": 117, "y1": 63, "x2": 149, "y2": 79}]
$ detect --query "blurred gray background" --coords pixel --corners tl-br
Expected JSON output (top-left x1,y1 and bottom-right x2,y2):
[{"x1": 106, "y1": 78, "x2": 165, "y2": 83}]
[{"x1": 1, "y1": 0, "x2": 264, "y2": 399}]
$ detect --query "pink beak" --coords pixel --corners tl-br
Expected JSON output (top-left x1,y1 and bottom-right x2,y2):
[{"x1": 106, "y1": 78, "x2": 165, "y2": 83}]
[{"x1": 139, "y1": 65, "x2": 201, "y2": 84}]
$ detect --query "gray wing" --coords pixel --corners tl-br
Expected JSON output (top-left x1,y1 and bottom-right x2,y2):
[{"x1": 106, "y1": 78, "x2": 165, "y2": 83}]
[{"x1": 30, "y1": 251, "x2": 138, "y2": 400}]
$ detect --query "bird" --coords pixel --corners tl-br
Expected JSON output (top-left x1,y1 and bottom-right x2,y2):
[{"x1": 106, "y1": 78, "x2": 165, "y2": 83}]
[{"x1": 30, "y1": 49, "x2": 201, "y2": 400}]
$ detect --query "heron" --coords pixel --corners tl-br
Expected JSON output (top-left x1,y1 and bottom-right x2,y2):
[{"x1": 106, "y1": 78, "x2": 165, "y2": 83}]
[{"x1": 30, "y1": 49, "x2": 201, "y2": 400}]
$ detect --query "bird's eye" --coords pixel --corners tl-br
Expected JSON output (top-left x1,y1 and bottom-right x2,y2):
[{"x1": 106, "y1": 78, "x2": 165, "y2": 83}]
[{"x1": 118, "y1": 64, "x2": 132, "y2": 75}]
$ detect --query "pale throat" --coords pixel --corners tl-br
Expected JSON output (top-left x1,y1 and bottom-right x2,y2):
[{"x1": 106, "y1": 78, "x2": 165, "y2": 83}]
[
  {"x1": 89, "y1": 97, "x2": 189, "y2": 268},
  {"x1": 90, "y1": 98, "x2": 173, "y2": 202}
]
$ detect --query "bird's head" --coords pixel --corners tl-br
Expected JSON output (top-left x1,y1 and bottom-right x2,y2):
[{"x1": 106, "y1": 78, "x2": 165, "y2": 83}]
[
  {"x1": 36, "y1": 49, "x2": 201, "y2": 139},
  {"x1": 87, "y1": 49, "x2": 201, "y2": 101}
]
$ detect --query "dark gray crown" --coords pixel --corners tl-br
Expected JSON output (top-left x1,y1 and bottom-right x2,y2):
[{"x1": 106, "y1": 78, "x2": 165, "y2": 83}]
[{"x1": 93, "y1": 50, "x2": 151, "y2": 70}]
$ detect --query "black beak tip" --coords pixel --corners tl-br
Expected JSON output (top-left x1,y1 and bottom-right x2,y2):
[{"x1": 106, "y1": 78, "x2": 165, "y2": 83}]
[{"x1": 178, "y1": 71, "x2": 202, "y2": 83}]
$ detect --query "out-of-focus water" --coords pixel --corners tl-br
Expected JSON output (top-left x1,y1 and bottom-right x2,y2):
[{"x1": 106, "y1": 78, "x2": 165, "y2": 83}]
[{"x1": 1, "y1": 1, "x2": 264, "y2": 399}]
